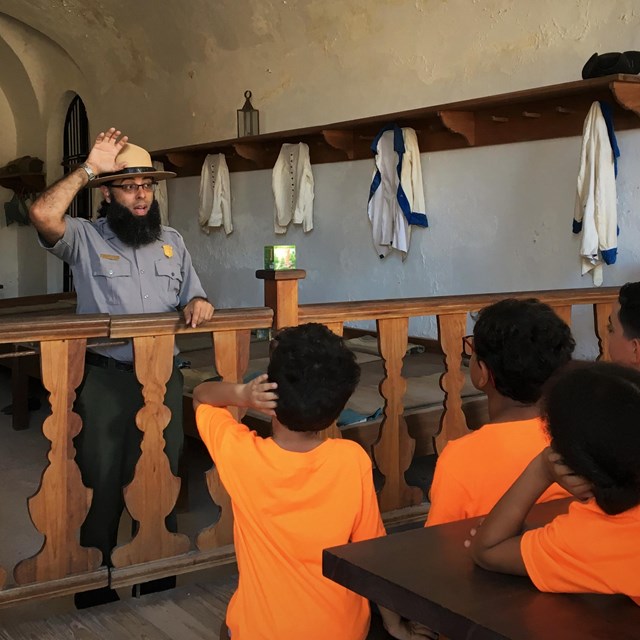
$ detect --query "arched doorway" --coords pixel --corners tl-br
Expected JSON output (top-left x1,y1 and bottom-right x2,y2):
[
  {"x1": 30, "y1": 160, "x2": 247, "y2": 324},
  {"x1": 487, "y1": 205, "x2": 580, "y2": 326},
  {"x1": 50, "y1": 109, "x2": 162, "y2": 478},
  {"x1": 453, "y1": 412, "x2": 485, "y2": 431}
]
[{"x1": 61, "y1": 94, "x2": 89, "y2": 292}]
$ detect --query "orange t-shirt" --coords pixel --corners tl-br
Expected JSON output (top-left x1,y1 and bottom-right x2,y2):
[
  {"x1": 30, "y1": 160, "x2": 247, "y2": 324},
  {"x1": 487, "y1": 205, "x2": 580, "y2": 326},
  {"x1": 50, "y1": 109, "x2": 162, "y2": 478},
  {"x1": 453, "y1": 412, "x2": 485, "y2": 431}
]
[
  {"x1": 426, "y1": 418, "x2": 568, "y2": 526},
  {"x1": 196, "y1": 405, "x2": 386, "y2": 640},
  {"x1": 521, "y1": 500, "x2": 640, "y2": 605}
]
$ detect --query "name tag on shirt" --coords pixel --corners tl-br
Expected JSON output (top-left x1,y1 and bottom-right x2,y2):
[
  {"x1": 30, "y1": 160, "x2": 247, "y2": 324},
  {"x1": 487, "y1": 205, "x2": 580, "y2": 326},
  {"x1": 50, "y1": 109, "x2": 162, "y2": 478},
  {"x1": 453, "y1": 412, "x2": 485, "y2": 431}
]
[{"x1": 100, "y1": 253, "x2": 120, "y2": 261}]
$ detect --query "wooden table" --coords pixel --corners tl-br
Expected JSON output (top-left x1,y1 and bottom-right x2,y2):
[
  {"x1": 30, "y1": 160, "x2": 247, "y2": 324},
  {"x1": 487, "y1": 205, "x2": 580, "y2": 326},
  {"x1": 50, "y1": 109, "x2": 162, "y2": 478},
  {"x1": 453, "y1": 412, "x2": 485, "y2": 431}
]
[{"x1": 323, "y1": 499, "x2": 640, "y2": 640}]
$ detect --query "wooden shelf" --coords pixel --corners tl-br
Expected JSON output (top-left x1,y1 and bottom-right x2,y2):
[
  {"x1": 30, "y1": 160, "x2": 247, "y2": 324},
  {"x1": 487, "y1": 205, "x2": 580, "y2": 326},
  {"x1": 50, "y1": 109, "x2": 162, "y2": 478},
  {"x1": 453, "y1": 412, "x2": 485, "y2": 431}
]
[{"x1": 151, "y1": 75, "x2": 640, "y2": 176}]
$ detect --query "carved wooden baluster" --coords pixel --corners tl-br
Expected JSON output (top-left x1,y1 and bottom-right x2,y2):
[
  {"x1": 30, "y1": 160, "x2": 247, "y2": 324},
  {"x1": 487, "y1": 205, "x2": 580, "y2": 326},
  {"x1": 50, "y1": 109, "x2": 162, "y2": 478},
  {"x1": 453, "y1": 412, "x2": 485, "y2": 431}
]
[
  {"x1": 112, "y1": 334, "x2": 190, "y2": 567},
  {"x1": 372, "y1": 318, "x2": 423, "y2": 512},
  {"x1": 435, "y1": 313, "x2": 470, "y2": 455},
  {"x1": 14, "y1": 339, "x2": 102, "y2": 584},
  {"x1": 323, "y1": 321, "x2": 344, "y2": 440},
  {"x1": 197, "y1": 329, "x2": 250, "y2": 550},
  {"x1": 594, "y1": 302, "x2": 612, "y2": 361},
  {"x1": 551, "y1": 305, "x2": 572, "y2": 327}
]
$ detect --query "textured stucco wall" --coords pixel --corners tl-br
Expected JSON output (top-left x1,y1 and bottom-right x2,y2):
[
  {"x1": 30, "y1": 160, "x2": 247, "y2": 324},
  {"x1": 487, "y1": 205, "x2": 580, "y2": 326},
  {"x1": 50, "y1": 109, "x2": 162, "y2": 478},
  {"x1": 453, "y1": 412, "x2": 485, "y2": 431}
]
[
  {"x1": 0, "y1": 12, "x2": 89, "y2": 296},
  {"x1": 2, "y1": 1, "x2": 640, "y2": 148},
  {"x1": 0, "y1": 85, "x2": 19, "y2": 298},
  {"x1": 1, "y1": 0, "x2": 640, "y2": 332},
  {"x1": 169, "y1": 129, "x2": 640, "y2": 356}
]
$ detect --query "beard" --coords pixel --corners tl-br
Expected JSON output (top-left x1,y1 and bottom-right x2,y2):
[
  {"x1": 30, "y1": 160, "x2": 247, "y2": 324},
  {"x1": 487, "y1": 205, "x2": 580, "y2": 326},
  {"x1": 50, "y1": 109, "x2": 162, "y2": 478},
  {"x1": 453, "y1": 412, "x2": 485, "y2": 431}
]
[{"x1": 97, "y1": 198, "x2": 162, "y2": 248}]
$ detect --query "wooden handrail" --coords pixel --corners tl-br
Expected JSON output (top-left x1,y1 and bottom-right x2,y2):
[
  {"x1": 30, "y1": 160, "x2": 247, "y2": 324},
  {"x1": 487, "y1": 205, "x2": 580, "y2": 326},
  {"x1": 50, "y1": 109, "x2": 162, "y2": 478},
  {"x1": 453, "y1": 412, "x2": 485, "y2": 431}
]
[
  {"x1": 298, "y1": 287, "x2": 619, "y2": 323},
  {"x1": 109, "y1": 307, "x2": 273, "y2": 338},
  {"x1": 0, "y1": 314, "x2": 109, "y2": 343}
]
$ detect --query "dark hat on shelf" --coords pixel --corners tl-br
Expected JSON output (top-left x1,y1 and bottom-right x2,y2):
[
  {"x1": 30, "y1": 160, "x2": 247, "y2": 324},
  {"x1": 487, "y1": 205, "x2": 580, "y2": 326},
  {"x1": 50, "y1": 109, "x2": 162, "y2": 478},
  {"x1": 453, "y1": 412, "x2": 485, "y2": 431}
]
[{"x1": 582, "y1": 51, "x2": 640, "y2": 79}]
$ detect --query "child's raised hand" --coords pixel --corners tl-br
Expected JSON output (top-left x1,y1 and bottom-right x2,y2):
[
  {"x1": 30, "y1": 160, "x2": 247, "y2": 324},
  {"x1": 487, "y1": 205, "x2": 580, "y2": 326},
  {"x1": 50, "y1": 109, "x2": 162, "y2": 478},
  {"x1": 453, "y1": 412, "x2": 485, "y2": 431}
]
[
  {"x1": 544, "y1": 447, "x2": 594, "y2": 502},
  {"x1": 240, "y1": 374, "x2": 278, "y2": 415}
]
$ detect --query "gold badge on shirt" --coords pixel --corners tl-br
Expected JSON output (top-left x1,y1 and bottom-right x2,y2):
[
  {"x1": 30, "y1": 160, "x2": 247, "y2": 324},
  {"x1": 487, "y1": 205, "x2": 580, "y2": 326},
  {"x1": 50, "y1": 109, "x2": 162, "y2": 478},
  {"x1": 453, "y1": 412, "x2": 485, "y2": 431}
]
[{"x1": 163, "y1": 244, "x2": 173, "y2": 258}]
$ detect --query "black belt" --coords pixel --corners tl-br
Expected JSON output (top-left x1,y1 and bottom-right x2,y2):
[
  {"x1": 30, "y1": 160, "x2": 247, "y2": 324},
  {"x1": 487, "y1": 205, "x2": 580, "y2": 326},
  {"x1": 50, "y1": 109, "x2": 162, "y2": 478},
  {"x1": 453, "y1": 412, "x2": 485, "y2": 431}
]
[{"x1": 85, "y1": 351, "x2": 134, "y2": 372}]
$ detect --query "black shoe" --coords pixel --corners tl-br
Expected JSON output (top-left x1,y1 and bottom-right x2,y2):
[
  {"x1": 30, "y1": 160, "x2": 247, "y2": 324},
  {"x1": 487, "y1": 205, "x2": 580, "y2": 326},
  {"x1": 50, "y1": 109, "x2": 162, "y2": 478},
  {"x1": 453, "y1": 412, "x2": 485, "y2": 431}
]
[
  {"x1": 74, "y1": 586, "x2": 120, "y2": 609},
  {"x1": 132, "y1": 575, "x2": 177, "y2": 597}
]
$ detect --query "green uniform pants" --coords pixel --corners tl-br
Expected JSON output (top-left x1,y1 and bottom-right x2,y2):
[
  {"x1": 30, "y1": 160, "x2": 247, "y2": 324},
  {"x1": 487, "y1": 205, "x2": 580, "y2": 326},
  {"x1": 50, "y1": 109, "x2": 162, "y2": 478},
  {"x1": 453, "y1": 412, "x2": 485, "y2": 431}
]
[{"x1": 73, "y1": 358, "x2": 184, "y2": 566}]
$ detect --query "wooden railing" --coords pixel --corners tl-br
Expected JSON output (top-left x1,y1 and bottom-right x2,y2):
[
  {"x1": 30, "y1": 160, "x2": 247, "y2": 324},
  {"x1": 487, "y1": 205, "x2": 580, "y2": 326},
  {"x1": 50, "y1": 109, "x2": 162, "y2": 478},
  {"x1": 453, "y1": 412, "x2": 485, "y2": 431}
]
[
  {"x1": 258, "y1": 271, "x2": 618, "y2": 513},
  {"x1": 0, "y1": 282, "x2": 619, "y2": 607},
  {"x1": 0, "y1": 307, "x2": 272, "y2": 606}
]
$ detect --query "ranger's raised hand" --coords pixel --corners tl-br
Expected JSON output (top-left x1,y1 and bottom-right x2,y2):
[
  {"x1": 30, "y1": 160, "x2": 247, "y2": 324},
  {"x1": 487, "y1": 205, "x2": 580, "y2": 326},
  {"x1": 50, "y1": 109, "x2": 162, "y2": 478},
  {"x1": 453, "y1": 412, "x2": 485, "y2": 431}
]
[{"x1": 84, "y1": 128, "x2": 129, "y2": 176}]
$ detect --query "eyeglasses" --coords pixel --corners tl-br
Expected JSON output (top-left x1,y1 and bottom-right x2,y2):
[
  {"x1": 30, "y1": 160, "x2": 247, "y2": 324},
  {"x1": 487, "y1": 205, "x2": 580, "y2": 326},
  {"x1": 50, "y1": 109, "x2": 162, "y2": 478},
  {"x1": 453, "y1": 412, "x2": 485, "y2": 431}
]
[
  {"x1": 462, "y1": 334, "x2": 475, "y2": 357},
  {"x1": 109, "y1": 182, "x2": 157, "y2": 194}
]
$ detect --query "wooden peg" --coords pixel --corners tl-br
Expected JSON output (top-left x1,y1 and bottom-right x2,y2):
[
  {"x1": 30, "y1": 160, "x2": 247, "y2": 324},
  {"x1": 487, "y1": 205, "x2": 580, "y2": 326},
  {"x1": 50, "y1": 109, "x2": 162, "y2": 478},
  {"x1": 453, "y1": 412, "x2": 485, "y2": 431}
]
[
  {"x1": 522, "y1": 111, "x2": 541, "y2": 118},
  {"x1": 555, "y1": 106, "x2": 574, "y2": 114},
  {"x1": 491, "y1": 116, "x2": 509, "y2": 123}
]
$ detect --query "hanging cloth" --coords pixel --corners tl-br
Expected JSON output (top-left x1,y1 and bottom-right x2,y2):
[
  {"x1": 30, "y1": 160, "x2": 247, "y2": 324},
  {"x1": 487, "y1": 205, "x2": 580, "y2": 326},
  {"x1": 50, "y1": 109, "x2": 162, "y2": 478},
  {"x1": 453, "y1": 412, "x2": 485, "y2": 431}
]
[
  {"x1": 573, "y1": 102, "x2": 618, "y2": 287},
  {"x1": 152, "y1": 160, "x2": 170, "y2": 225},
  {"x1": 367, "y1": 124, "x2": 427, "y2": 258},
  {"x1": 198, "y1": 153, "x2": 232, "y2": 235},
  {"x1": 272, "y1": 143, "x2": 314, "y2": 234}
]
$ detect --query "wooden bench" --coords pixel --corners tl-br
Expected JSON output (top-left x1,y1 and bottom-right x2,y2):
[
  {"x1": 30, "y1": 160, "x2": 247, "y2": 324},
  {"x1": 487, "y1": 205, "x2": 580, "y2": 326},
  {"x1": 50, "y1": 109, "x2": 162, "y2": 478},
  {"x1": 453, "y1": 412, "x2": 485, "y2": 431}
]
[{"x1": 0, "y1": 292, "x2": 77, "y2": 430}]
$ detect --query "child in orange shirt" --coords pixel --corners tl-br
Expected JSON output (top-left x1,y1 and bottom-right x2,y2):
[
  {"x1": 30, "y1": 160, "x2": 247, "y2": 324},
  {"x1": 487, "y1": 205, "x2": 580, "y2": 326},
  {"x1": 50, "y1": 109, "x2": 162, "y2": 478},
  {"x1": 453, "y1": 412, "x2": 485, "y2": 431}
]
[
  {"x1": 471, "y1": 361, "x2": 640, "y2": 605},
  {"x1": 426, "y1": 298, "x2": 575, "y2": 526},
  {"x1": 607, "y1": 281, "x2": 640, "y2": 369},
  {"x1": 194, "y1": 323, "x2": 431, "y2": 640}
]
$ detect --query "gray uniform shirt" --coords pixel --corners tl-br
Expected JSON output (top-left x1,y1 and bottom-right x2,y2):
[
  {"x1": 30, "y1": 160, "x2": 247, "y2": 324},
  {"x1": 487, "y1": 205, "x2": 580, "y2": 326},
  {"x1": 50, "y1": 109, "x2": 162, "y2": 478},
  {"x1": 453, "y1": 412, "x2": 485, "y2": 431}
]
[{"x1": 41, "y1": 215, "x2": 207, "y2": 362}]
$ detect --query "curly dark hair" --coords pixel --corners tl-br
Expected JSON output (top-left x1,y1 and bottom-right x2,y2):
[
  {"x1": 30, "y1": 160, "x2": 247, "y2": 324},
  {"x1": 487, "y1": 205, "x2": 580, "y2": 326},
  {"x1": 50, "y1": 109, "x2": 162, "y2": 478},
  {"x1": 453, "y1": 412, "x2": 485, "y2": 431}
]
[
  {"x1": 543, "y1": 361, "x2": 640, "y2": 515},
  {"x1": 618, "y1": 282, "x2": 640, "y2": 339},
  {"x1": 267, "y1": 323, "x2": 360, "y2": 432},
  {"x1": 473, "y1": 298, "x2": 575, "y2": 404}
]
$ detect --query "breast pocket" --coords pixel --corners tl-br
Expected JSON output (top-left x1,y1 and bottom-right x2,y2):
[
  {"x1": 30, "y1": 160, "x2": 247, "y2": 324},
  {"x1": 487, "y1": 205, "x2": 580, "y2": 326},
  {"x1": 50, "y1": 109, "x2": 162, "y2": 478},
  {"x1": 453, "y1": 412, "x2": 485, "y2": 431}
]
[
  {"x1": 91, "y1": 259, "x2": 132, "y2": 305},
  {"x1": 155, "y1": 259, "x2": 183, "y2": 302}
]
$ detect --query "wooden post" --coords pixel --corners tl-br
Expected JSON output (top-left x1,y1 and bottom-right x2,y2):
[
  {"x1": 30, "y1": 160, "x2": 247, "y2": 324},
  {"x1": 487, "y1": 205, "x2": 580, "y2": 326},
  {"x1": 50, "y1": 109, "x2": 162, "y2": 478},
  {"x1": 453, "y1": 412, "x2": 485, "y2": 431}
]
[
  {"x1": 435, "y1": 313, "x2": 471, "y2": 454},
  {"x1": 14, "y1": 339, "x2": 103, "y2": 584},
  {"x1": 197, "y1": 329, "x2": 251, "y2": 550},
  {"x1": 112, "y1": 334, "x2": 190, "y2": 568},
  {"x1": 373, "y1": 317, "x2": 423, "y2": 512},
  {"x1": 594, "y1": 302, "x2": 612, "y2": 361},
  {"x1": 256, "y1": 269, "x2": 306, "y2": 330}
]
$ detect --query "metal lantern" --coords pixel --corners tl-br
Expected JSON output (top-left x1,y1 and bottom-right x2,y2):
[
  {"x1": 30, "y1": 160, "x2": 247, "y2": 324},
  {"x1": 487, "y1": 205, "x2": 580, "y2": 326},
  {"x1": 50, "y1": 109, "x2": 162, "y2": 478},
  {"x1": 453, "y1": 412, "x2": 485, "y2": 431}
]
[{"x1": 237, "y1": 90, "x2": 259, "y2": 137}]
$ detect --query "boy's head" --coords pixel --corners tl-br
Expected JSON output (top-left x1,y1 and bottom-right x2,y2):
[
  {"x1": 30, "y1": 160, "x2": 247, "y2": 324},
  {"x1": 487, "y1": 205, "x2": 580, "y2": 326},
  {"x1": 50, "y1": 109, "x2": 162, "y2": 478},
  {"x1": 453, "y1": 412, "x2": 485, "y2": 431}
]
[
  {"x1": 471, "y1": 298, "x2": 575, "y2": 404},
  {"x1": 608, "y1": 282, "x2": 640, "y2": 368},
  {"x1": 543, "y1": 361, "x2": 640, "y2": 515},
  {"x1": 267, "y1": 323, "x2": 360, "y2": 432}
]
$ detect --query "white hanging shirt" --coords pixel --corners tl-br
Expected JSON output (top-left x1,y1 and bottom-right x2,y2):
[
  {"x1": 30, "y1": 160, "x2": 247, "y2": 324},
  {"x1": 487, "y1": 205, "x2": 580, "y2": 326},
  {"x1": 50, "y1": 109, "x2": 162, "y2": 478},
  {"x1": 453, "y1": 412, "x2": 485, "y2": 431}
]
[
  {"x1": 152, "y1": 160, "x2": 170, "y2": 225},
  {"x1": 198, "y1": 153, "x2": 232, "y2": 235},
  {"x1": 272, "y1": 143, "x2": 314, "y2": 234},
  {"x1": 573, "y1": 102, "x2": 617, "y2": 286},
  {"x1": 367, "y1": 125, "x2": 427, "y2": 258}
]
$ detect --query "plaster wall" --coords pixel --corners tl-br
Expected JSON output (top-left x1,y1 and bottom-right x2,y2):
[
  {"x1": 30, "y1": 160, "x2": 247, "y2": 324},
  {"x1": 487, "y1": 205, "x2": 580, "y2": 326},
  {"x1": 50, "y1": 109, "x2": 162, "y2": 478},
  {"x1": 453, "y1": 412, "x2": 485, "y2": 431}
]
[
  {"x1": 1, "y1": 0, "x2": 639, "y2": 333},
  {"x1": 0, "y1": 85, "x2": 18, "y2": 298},
  {"x1": 3, "y1": 1, "x2": 638, "y2": 149},
  {"x1": 0, "y1": 13, "x2": 90, "y2": 295},
  {"x1": 168, "y1": 128, "x2": 640, "y2": 357},
  {"x1": 75, "y1": 0, "x2": 640, "y2": 149}
]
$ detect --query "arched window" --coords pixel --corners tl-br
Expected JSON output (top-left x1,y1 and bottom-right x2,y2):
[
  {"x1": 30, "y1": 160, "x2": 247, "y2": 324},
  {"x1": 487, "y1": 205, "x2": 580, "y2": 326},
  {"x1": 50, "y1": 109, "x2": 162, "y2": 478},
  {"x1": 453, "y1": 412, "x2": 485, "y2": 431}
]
[{"x1": 61, "y1": 95, "x2": 90, "y2": 291}]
